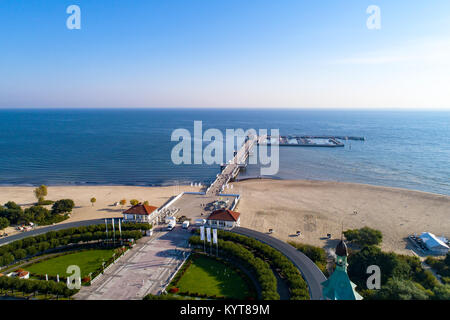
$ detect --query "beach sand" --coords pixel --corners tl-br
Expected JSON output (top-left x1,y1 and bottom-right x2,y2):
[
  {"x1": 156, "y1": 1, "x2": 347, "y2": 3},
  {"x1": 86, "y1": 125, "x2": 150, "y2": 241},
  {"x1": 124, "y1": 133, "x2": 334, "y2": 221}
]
[
  {"x1": 233, "y1": 179, "x2": 450, "y2": 255},
  {"x1": 0, "y1": 185, "x2": 200, "y2": 236},
  {"x1": 1, "y1": 180, "x2": 449, "y2": 255}
]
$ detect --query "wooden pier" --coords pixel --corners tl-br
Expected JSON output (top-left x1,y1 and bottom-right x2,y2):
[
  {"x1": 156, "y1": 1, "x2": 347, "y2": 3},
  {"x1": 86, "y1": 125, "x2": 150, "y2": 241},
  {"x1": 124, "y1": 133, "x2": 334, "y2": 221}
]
[
  {"x1": 206, "y1": 135, "x2": 258, "y2": 195},
  {"x1": 206, "y1": 134, "x2": 364, "y2": 195}
]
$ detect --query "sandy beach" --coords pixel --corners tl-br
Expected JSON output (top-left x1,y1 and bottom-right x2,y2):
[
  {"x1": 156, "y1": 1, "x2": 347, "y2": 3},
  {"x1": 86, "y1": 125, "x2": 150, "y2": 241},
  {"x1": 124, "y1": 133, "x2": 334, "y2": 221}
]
[
  {"x1": 0, "y1": 185, "x2": 201, "y2": 236},
  {"x1": 1, "y1": 180, "x2": 449, "y2": 255},
  {"x1": 233, "y1": 179, "x2": 450, "y2": 255}
]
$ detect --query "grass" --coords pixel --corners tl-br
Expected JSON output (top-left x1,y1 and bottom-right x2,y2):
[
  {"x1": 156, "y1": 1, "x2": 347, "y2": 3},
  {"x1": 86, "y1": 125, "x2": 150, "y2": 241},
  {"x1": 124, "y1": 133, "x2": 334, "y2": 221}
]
[
  {"x1": 26, "y1": 249, "x2": 116, "y2": 278},
  {"x1": 175, "y1": 255, "x2": 255, "y2": 299}
]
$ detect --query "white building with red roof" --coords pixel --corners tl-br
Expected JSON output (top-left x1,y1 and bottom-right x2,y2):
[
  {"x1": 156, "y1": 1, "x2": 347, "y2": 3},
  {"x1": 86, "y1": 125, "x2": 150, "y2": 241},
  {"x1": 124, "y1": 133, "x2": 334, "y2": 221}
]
[
  {"x1": 206, "y1": 209, "x2": 241, "y2": 229},
  {"x1": 123, "y1": 203, "x2": 159, "y2": 223}
]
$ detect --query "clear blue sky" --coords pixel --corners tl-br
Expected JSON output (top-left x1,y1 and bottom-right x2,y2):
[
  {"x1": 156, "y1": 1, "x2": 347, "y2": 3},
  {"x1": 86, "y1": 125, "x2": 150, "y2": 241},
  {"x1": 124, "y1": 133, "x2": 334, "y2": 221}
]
[{"x1": 1, "y1": 0, "x2": 449, "y2": 109}]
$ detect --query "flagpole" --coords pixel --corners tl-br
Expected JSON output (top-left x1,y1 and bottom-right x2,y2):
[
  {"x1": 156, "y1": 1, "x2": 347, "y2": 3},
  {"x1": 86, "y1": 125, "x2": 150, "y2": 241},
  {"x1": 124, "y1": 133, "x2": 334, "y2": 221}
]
[
  {"x1": 105, "y1": 218, "x2": 108, "y2": 247},
  {"x1": 112, "y1": 218, "x2": 116, "y2": 245},
  {"x1": 118, "y1": 219, "x2": 122, "y2": 245},
  {"x1": 212, "y1": 228, "x2": 218, "y2": 257}
]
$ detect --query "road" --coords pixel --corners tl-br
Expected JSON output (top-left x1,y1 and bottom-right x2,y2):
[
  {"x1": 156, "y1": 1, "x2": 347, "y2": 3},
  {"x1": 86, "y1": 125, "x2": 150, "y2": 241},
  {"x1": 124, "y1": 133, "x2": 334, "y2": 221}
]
[
  {"x1": 232, "y1": 227, "x2": 326, "y2": 300},
  {"x1": 0, "y1": 219, "x2": 106, "y2": 246}
]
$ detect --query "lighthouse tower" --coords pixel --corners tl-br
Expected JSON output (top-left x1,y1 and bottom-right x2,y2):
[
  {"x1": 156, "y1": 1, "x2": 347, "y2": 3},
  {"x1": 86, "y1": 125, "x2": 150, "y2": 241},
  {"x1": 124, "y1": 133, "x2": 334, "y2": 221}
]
[{"x1": 321, "y1": 238, "x2": 363, "y2": 300}]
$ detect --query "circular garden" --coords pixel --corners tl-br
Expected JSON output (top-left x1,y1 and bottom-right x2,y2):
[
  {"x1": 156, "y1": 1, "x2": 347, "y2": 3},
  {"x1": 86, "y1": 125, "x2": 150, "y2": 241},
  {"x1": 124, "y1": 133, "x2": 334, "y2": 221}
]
[{"x1": 0, "y1": 222, "x2": 151, "y2": 299}]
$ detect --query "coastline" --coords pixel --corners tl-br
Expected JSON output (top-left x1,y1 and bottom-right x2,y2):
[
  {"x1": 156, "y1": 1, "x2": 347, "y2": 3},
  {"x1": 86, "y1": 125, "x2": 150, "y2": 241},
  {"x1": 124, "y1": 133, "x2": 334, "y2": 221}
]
[{"x1": 1, "y1": 180, "x2": 449, "y2": 255}]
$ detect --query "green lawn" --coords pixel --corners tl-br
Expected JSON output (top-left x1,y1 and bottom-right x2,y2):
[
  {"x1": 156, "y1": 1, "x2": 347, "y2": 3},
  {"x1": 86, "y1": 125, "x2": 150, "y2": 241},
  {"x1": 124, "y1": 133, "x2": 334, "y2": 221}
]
[
  {"x1": 175, "y1": 255, "x2": 255, "y2": 299},
  {"x1": 26, "y1": 249, "x2": 116, "y2": 278}
]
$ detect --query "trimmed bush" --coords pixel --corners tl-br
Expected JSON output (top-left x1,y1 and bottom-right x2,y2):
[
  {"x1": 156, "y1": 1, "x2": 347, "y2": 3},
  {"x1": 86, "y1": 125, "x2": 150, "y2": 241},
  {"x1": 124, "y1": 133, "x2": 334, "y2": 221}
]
[
  {"x1": 194, "y1": 230, "x2": 310, "y2": 300},
  {"x1": 0, "y1": 222, "x2": 150, "y2": 268},
  {"x1": 189, "y1": 236, "x2": 279, "y2": 300}
]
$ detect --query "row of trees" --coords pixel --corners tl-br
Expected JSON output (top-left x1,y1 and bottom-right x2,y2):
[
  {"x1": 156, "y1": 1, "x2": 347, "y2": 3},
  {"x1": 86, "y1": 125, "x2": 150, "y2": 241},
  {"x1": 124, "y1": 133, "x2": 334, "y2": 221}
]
[
  {"x1": 0, "y1": 274, "x2": 77, "y2": 299},
  {"x1": 189, "y1": 236, "x2": 279, "y2": 300},
  {"x1": 117, "y1": 199, "x2": 151, "y2": 208},
  {"x1": 208, "y1": 230, "x2": 310, "y2": 300},
  {"x1": 0, "y1": 223, "x2": 150, "y2": 267},
  {"x1": 0, "y1": 199, "x2": 75, "y2": 229}
]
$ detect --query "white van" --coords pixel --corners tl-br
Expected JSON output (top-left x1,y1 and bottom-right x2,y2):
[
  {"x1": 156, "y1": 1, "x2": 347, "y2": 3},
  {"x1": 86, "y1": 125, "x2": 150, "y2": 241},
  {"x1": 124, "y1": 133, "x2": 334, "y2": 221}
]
[
  {"x1": 167, "y1": 220, "x2": 176, "y2": 231},
  {"x1": 182, "y1": 221, "x2": 190, "y2": 229}
]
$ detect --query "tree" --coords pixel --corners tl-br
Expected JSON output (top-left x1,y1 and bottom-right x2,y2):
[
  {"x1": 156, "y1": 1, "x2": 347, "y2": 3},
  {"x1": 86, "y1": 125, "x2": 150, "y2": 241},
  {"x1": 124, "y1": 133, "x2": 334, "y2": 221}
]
[
  {"x1": 120, "y1": 199, "x2": 126, "y2": 209},
  {"x1": 1, "y1": 202, "x2": 24, "y2": 225},
  {"x1": 90, "y1": 197, "x2": 97, "y2": 207},
  {"x1": 130, "y1": 199, "x2": 139, "y2": 206},
  {"x1": 25, "y1": 205, "x2": 52, "y2": 224},
  {"x1": 51, "y1": 199, "x2": 75, "y2": 214},
  {"x1": 344, "y1": 227, "x2": 383, "y2": 247},
  {"x1": 0, "y1": 217, "x2": 9, "y2": 230},
  {"x1": 143, "y1": 200, "x2": 149, "y2": 206},
  {"x1": 372, "y1": 278, "x2": 430, "y2": 300},
  {"x1": 445, "y1": 253, "x2": 450, "y2": 267},
  {"x1": 34, "y1": 185, "x2": 48, "y2": 203},
  {"x1": 432, "y1": 284, "x2": 450, "y2": 300}
]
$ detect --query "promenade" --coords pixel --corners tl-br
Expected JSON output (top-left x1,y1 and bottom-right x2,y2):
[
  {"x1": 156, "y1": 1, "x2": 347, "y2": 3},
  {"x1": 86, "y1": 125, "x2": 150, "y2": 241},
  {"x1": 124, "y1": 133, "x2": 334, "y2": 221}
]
[{"x1": 74, "y1": 226, "x2": 191, "y2": 300}]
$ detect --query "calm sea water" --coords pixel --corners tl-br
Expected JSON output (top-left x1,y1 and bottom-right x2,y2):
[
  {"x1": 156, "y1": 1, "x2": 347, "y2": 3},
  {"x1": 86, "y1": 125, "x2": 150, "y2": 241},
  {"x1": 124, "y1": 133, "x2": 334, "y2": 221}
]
[{"x1": 0, "y1": 109, "x2": 449, "y2": 195}]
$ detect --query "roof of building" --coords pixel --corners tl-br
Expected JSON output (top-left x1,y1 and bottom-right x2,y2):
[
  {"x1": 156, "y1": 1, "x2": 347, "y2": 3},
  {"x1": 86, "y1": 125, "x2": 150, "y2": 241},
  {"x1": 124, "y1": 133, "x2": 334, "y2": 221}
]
[
  {"x1": 17, "y1": 271, "x2": 29, "y2": 277},
  {"x1": 123, "y1": 203, "x2": 158, "y2": 216},
  {"x1": 419, "y1": 232, "x2": 449, "y2": 250},
  {"x1": 207, "y1": 209, "x2": 240, "y2": 222},
  {"x1": 321, "y1": 269, "x2": 363, "y2": 300},
  {"x1": 335, "y1": 239, "x2": 348, "y2": 257}
]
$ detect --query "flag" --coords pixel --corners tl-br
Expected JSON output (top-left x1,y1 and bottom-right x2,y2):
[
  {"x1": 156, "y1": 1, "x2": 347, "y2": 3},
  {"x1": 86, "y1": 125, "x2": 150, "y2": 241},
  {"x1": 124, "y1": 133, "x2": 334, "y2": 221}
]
[
  {"x1": 212, "y1": 228, "x2": 217, "y2": 244},
  {"x1": 206, "y1": 227, "x2": 211, "y2": 243},
  {"x1": 200, "y1": 226, "x2": 205, "y2": 241}
]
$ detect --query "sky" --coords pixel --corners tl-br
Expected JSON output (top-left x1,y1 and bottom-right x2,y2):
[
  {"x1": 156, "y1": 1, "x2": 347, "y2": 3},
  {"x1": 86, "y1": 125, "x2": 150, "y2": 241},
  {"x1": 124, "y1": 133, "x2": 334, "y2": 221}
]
[{"x1": 0, "y1": 0, "x2": 449, "y2": 109}]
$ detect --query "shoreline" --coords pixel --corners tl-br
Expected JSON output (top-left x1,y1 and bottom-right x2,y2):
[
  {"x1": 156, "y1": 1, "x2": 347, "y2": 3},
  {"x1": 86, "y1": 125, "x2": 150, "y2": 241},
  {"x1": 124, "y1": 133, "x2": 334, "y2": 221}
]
[{"x1": 1, "y1": 177, "x2": 448, "y2": 197}]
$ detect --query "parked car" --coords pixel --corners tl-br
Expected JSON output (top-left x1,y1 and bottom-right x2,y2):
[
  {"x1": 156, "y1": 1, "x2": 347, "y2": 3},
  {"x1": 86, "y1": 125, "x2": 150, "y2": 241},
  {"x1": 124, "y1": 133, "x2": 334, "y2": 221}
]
[{"x1": 182, "y1": 221, "x2": 190, "y2": 229}]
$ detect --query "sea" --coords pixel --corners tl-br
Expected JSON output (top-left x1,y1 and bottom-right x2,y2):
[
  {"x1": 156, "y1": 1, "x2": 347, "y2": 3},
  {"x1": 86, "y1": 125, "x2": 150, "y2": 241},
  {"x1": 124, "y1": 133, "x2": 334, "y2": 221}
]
[{"x1": 0, "y1": 109, "x2": 449, "y2": 196}]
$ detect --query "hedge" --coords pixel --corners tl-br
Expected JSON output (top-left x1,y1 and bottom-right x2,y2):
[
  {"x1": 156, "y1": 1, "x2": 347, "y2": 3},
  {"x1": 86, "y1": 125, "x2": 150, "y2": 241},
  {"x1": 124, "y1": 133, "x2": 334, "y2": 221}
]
[
  {"x1": 0, "y1": 222, "x2": 150, "y2": 268},
  {"x1": 0, "y1": 275, "x2": 77, "y2": 298},
  {"x1": 194, "y1": 230, "x2": 310, "y2": 300},
  {"x1": 288, "y1": 241, "x2": 328, "y2": 276},
  {"x1": 168, "y1": 253, "x2": 257, "y2": 300},
  {"x1": 189, "y1": 236, "x2": 279, "y2": 300}
]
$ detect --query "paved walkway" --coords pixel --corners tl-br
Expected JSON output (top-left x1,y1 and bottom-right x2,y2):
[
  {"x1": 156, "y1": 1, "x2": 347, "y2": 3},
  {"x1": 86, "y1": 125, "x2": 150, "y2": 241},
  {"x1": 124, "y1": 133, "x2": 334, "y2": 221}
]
[{"x1": 74, "y1": 226, "x2": 191, "y2": 300}]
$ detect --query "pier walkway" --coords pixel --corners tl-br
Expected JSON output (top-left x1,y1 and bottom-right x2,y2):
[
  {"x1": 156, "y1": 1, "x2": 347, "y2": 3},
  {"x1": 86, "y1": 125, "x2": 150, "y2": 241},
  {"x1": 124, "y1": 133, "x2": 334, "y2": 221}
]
[{"x1": 206, "y1": 135, "x2": 258, "y2": 195}]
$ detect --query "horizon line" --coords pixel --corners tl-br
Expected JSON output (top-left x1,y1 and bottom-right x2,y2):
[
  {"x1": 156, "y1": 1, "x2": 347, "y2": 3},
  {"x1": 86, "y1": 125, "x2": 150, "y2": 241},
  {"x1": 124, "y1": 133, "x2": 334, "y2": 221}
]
[{"x1": 1, "y1": 107, "x2": 450, "y2": 112}]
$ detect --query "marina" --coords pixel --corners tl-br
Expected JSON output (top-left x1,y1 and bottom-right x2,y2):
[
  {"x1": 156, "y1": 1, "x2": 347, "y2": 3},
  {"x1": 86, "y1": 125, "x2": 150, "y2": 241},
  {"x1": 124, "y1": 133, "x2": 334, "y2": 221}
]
[{"x1": 258, "y1": 135, "x2": 365, "y2": 147}]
